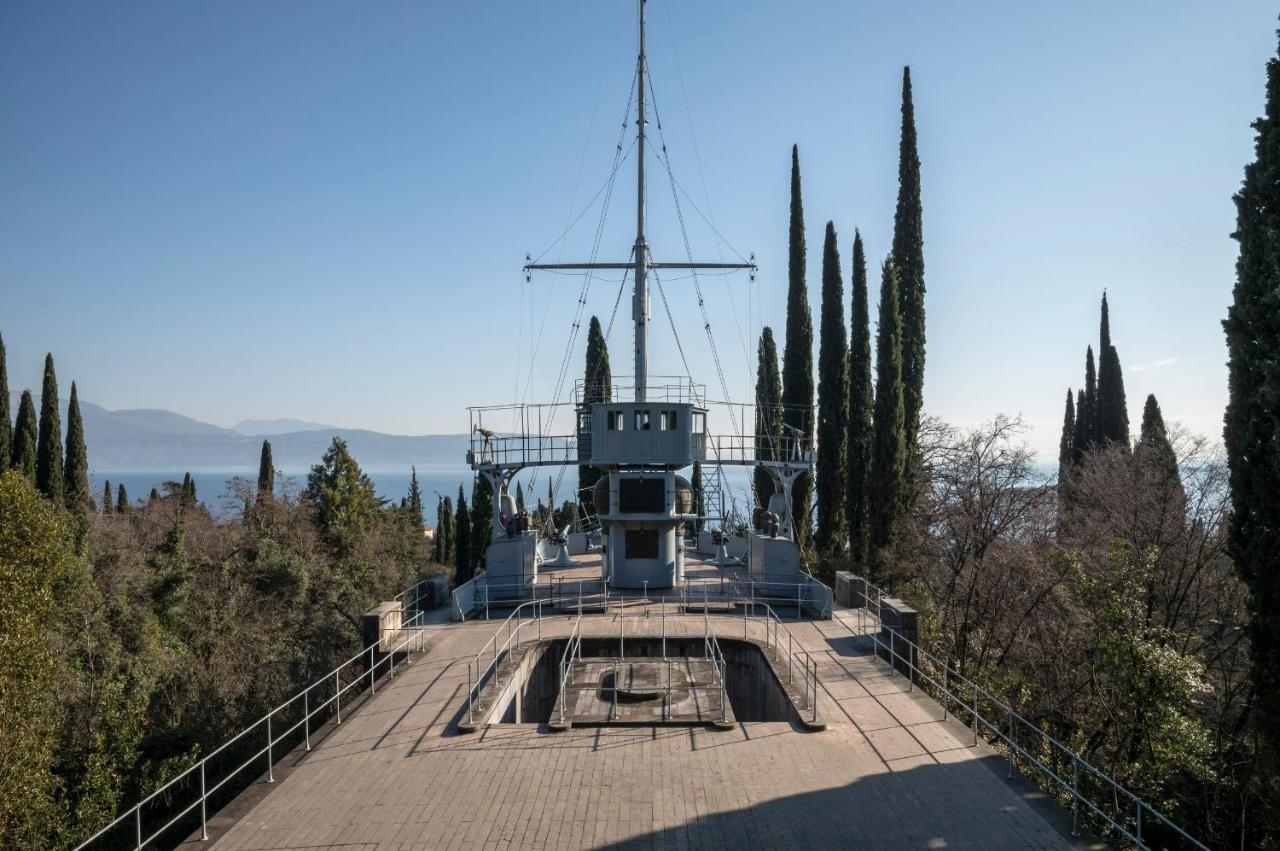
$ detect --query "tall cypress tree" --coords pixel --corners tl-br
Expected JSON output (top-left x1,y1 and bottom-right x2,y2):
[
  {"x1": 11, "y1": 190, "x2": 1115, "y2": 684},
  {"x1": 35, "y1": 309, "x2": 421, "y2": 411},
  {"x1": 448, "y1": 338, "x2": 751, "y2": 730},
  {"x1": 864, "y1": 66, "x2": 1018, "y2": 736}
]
[
  {"x1": 12, "y1": 389, "x2": 37, "y2": 485},
  {"x1": 691, "y1": 460, "x2": 704, "y2": 534},
  {"x1": 102, "y1": 480, "x2": 114, "y2": 514},
  {"x1": 1134, "y1": 394, "x2": 1184, "y2": 523},
  {"x1": 846, "y1": 231, "x2": 874, "y2": 569},
  {"x1": 781, "y1": 145, "x2": 814, "y2": 544},
  {"x1": 0, "y1": 333, "x2": 10, "y2": 469},
  {"x1": 471, "y1": 474, "x2": 493, "y2": 568},
  {"x1": 1057, "y1": 389, "x2": 1075, "y2": 480},
  {"x1": 182, "y1": 472, "x2": 196, "y2": 506},
  {"x1": 815, "y1": 221, "x2": 848, "y2": 553},
  {"x1": 455, "y1": 487, "x2": 472, "y2": 582},
  {"x1": 63, "y1": 381, "x2": 89, "y2": 512},
  {"x1": 1056, "y1": 388, "x2": 1076, "y2": 532},
  {"x1": 1224, "y1": 32, "x2": 1280, "y2": 753},
  {"x1": 895, "y1": 67, "x2": 927, "y2": 465},
  {"x1": 1070, "y1": 388, "x2": 1089, "y2": 465},
  {"x1": 754, "y1": 327, "x2": 784, "y2": 509},
  {"x1": 407, "y1": 466, "x2": 424, "y2": 527},
  {"x1": 35, "y1": 354, "x2": 62, "y2": 503},
  {"x1": 438, "y1": 495, "x2": 455, "y2": 565},
  {"x1": 117, "y1": 482, "x2": 129, "y2": 515},
  {"x1": 257, "y1": 439, "x2": 275, "y2": 502},
  {"x1": 1094, "y1": 293, "x2": 1130, "y2": 447},
  {"x1": 515, "y1": 481, "x2": 525, "y2": 512},
  {"x1": 579, "y1": 315, "x2": 612, "y2": 506},
  {"x1": 868, "y1": 260, "x2": 906, "y2": 582},
  {"x1": 1076, "y1": 346, "x2": 1098, "y2": 453}
]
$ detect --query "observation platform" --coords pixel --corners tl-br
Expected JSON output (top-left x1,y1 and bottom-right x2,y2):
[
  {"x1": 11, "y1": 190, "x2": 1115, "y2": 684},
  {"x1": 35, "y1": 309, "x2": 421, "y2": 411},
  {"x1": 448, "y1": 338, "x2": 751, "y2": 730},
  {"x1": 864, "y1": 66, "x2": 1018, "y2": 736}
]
[{"x1": 185, "y1": 556, "x2": 1090, "y2": 850}]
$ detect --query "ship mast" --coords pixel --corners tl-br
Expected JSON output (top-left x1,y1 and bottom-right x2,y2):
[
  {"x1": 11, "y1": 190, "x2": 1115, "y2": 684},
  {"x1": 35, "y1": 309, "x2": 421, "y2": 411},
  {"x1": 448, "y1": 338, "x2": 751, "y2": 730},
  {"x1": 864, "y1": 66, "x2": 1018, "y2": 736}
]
[
  {"x1": 633, "y1": 0, "x2": 648, "y2": 402},
  {"x1": 524, "y1": 0, "x2": 755, "y2": 404}
]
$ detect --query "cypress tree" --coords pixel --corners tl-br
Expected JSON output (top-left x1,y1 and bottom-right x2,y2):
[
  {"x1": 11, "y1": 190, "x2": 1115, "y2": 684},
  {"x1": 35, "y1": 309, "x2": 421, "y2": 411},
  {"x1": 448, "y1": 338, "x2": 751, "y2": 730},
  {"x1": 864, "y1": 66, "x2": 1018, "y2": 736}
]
[
  {"x1": 257, "y1": 439, "x2": 275, "y2": 502},
  {"x1": 868, "y1": 260, "x2": 906, "y2": 582},
  {"x1": 515, "y1": 481, "x2": 525, "y2": 512},
  {"x1": 1134, "y1": 394, "x2": 1184, "y2": 521},
  {"x1": 1056, "y1": 389, "x2": 1076, "y2": 534},
  {"x1": 12, "y1": 389, "x2": 37, "y2": 485},
  {"x1": 455, "y1": 487, "x2": 472, "y2": 582},
  {"x1": 895, "y1": 67, "x2": 927, "y2": 463},
  {"x1": 407, "y1": 466, "x2": 424, "y2": 527},
  {"x1": 1070, "y1": 389, "x2": 1089, "y2": 466},
  {"x1": 117, "y1": 482, "x2": 129, "y2": 515},
  {"x1": 815, "y1": 221, "x2": 848, "y2": 553},
  {"x1": 1224, "y1": 33, "x2": 1280, "y2": 753},
  {"x1": 691, "y1": 460, "x2": 704, "y2": 534},
  {"x1": 35, "y1": 354, "x2": 62, "y2": 503},
  {"x1": 781, "y1": 145, "x2": 814, "y2": 544},
  {"x1": 437, "y1": 495, "x2": 455, "y2": 565},
  {"x1": 1094, "y1": 293, "x2": 1130, "y2": 447},
  {"x1": 471, "y1": 474, "x2": 493, "y2": 567},
  {"x1": 754, "y1": 327, "x2": 784, "y2": 508},
  {"x1": 0, "y1": 333, "x2": 10, "y2": 469},
  {"x1": 182, "y1": 472, "x2": 196, "y2": 506},
  {"x1": 1075, "y1": 347, "x2": 1098, "y2": 454},
  {"x1": 580, "y1": 316, "x2": 612, "y2": 503},
  {"x1": 102, "y1": 480, "x2": 114, "y2": 514},
  {"x1": 846, "y1": 231, "x2": 873, "y2": 569},
  {"x1": 149, "y1": 487, "x2": 160, "y2": 504},
  {"x1": 1057, "y1": 389, "x2": 1075, "y2": 481},
  {"x1": 63, "y1": 381, "x2": 89, "y2": 512}
]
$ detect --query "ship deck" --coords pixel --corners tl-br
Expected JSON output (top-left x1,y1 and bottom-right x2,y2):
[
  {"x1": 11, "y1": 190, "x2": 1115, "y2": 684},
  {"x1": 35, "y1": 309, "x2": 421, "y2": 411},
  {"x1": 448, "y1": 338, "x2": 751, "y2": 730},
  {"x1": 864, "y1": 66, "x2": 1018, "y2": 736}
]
[{"x1": 186, "y1": 554, "x2": 1092, "y2": 850}]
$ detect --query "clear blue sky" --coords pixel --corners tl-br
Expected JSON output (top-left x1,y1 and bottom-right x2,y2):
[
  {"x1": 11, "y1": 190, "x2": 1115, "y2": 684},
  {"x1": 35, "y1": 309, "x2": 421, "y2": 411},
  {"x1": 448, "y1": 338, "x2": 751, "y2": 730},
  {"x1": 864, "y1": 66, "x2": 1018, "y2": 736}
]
[{"x1": 1, "y1": 1, "x2": 1274, "y2": 457}]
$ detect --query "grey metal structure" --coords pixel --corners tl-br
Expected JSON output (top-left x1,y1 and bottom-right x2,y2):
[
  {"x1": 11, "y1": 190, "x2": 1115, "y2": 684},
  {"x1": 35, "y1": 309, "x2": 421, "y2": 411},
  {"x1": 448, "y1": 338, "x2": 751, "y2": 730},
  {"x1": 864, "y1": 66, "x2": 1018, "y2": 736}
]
[{"x1": 466, "y1": 0, "x2": 811, "y2": 592}]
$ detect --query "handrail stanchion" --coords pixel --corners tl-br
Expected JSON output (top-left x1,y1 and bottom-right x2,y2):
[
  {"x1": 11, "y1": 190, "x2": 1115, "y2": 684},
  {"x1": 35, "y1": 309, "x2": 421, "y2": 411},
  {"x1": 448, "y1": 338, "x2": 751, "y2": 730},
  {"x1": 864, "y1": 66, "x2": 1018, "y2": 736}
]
[
  {"x1": 267, "y1": 715, "x2": 274, "y2": 783},
  {"x1": 136, "y1": 807, "x2": 142, "y2": 850},
  {"x1": 335, "y1": 671, "x2": 342, "y2": 724},
  {"x1": 1007, "y1": 709, "x2": 1015, "y2": 778},
  {"x1": 304, "y1": 690, "x2": 311, "y2": 750},
  {"x1": 369, "y1": 646, "x2": 376, "y2": 695},
  {"x1": 200, "y1": 760, "x2": 208, "y2": 840},
  {"x1": 1071, "y1": 757, "x2": 1080, "y2": 837}
]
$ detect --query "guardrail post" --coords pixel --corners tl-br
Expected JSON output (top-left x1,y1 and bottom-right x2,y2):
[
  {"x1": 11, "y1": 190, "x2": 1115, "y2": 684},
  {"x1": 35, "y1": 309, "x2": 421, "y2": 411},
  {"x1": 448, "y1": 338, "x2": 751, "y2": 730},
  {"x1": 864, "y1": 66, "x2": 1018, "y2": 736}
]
[
  {"x1": 1007, "y1": 709, "x2": 1014, "y2": 778},
  {"x1": 335, "y1": 671, "x2": 342, "y2": 724},
  {"x1": 942, "y1": 668, "x2": 949, "y2": 721},
  {"x1": 136, "y1": 806, "x2": 142, "y2": 849},
  {"x1": 788, "y1": 632, "x2": 793, "y2": 684},
  {"x1": 1071, "y1": 757, "x2": 1080, "y2": 837},
  {"x1": 304, "y1": 690, "x2": 311, "y2": 751},
  {"x1": 1136, "y1": 801, "x2": 1143, "y2": 845},
  {"x1": 369, "y1": 646, "x2": 376, "y2": 695},
  {"x1": 890, "y1": 629, "x2": 896, "y2": 677},
  {"x1": 971, "y1": 680, "x2": 979, "y2": 747},
  {"x1": 662, "y1": 605, "x2": 666, "y2": 659},
  {"x1": 200, "y1": 760, "x2": 208, "y2": 840},
  {"x1": 267, "y1": 714, "x2": 275, "y2": 782}
]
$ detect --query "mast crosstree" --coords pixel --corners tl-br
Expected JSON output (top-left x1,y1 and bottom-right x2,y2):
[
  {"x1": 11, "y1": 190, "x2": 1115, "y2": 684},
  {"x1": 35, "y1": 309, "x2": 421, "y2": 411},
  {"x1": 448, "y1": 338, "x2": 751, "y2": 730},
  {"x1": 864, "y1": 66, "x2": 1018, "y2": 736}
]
[{"x1": 524, "y1": 0, "x2": 755, "y2": 404}]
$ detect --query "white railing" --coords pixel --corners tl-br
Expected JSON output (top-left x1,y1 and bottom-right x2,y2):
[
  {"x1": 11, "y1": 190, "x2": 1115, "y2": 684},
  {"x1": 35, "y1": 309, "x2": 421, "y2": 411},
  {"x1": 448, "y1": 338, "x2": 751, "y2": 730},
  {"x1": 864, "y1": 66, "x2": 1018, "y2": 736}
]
[
  {"x1": 74, "y1": 588, "x2": 432, "y2": 850},
  {"x1": 848, "y1": 576, "x2": 1208, "y2": 851}
]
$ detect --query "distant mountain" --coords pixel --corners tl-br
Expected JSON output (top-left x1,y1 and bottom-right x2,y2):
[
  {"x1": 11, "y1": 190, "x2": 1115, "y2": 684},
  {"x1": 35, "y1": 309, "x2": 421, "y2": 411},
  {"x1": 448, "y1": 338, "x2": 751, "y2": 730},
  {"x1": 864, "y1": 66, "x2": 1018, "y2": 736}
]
[
  {"x1": 232, "y1": 418, "x2": 339, "y2": 436},
  {"x1": 8, "y1": 392, "x2": 469, "y2": 469}
]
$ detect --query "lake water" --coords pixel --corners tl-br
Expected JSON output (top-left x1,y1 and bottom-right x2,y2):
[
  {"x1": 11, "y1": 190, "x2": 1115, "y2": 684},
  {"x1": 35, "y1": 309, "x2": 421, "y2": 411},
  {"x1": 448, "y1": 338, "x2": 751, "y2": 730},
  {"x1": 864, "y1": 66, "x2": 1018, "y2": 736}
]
[{"x1": 91, "y1": 464, "x2": 757, "y2": 520}]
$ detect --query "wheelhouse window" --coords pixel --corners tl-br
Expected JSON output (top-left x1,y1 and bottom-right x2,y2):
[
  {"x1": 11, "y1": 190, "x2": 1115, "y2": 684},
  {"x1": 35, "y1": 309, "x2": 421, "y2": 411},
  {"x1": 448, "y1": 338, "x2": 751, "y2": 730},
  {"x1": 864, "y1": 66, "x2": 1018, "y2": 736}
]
[
  {"x1": 607, "y1": 410, "x2": 625, "y2": 431},
  {"x1": 659, "y1": 410, "x2": 678, "y2": 431},
  {"x1": 634, "y1": 409, "x2": 651, "y2": 431}
]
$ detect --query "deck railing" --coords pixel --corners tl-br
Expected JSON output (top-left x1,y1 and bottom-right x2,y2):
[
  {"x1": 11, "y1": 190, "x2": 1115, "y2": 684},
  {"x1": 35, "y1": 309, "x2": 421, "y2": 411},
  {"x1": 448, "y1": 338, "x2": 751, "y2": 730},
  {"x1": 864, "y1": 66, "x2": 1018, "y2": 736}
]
[
  {"x1": 73, "y1": 582, "x2": 435, "y2": 850},
  {"x1": 850, "y1": 576, "x2": 1209, "y2": 851}
]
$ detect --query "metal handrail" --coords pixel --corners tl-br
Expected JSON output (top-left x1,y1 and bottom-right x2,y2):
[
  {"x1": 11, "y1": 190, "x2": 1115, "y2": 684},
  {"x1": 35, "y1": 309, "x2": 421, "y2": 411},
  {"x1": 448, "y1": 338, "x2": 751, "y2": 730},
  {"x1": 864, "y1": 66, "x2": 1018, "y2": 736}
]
[
  {"x1": 851, "y1": 588, "x2": 1208, "y2": 850},
  {"x1": 464, "y1": 598, "x2": 552, "y2": 725},
  {"x1": 74, "y1": 591, "x2": 431, "y2": 850}
]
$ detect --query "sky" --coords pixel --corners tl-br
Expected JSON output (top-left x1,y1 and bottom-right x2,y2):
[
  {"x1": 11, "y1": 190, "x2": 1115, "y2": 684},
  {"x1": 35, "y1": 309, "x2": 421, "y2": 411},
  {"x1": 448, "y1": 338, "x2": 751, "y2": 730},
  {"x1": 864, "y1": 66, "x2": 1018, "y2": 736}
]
[{"x1": 1, "y1": 1, "x2": 1275, "y2": 459}]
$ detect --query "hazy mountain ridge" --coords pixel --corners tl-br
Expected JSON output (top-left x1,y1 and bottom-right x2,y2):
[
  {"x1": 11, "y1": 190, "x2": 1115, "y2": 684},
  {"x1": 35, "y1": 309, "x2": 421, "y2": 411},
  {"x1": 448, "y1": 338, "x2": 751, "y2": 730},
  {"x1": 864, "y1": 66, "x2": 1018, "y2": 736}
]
[
  {"x1": 232, "y1": 418, "x2": 339, "y2": 435},
  {"x1": 9, "y1": 392, "x2": 469, "y2": 468}
]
